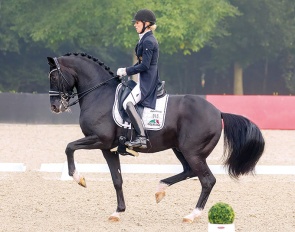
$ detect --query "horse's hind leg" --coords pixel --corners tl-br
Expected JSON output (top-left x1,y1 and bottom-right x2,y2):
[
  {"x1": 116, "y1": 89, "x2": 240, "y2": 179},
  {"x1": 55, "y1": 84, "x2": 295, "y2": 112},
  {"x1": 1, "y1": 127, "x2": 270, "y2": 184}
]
[
  {"x1": 182, "y1": 159, "x2": 216, "y2": 223},
  {"x1": 155, "y1": 148, "x2": 196, "y2": 203}
]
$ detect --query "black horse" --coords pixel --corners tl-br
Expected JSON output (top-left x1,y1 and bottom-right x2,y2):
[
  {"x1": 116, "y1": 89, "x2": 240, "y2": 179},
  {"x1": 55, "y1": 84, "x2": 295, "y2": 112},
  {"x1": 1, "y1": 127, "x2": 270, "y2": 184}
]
[{"x1": 47, "y1": 53, "x2": 264, "y2": 223}]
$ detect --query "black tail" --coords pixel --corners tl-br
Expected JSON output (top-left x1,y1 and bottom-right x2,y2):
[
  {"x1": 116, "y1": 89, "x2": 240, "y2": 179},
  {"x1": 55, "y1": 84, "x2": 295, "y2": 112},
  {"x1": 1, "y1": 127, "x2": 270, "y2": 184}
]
[{"x1": 221, "y1": 113, "x2": 265, "y2": 178}]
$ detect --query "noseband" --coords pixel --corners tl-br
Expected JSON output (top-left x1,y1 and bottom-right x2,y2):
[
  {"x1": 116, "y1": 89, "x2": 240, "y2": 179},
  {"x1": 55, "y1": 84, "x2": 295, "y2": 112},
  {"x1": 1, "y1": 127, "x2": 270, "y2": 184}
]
[{"x1": 49, "y1": 57, "x2": 118, "y2": 109}]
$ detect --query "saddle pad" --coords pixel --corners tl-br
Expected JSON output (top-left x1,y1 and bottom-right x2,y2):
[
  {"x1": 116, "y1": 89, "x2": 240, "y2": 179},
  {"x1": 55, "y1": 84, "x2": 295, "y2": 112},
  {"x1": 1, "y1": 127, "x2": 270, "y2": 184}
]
[{"x1": 112, "y1": 83, "x2": 169, "y2": 130}]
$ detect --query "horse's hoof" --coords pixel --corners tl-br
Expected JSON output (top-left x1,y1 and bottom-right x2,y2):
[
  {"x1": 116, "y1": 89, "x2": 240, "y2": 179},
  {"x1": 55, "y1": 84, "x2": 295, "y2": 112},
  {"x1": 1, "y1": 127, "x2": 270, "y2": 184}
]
[
  {"x1": 78, "y1": 177, "x2": 87, "y2": 188},
  {"x1": 155, "y1": 191, "x2": 165, "y2": 203},
  {"x1": 108, "y1": 216, "x2": 120, "y2": 222},
  {"x1": 108, "y1": 212, "x2": 120, "y2": 222},
  {"x1": 182, "y1": 217, "x2": 194, "y2": 223},
  {"x1": 73, "y1": 171, "x2": 86, "y2": 187},
  {"x1": 183, "y1": 208, "x2": 202, "y2": 223}
]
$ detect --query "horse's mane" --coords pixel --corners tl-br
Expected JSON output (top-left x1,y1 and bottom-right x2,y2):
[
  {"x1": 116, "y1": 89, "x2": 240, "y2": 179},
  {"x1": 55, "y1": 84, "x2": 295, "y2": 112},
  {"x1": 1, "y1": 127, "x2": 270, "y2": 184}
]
[{"x1": 63, "y1": 52, "x2": 117, "y2": 78}]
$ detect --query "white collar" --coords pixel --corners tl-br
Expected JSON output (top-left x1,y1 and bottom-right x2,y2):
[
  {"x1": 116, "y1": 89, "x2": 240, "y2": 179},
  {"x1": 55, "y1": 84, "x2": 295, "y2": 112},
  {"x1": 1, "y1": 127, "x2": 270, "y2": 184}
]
[{"x1": 139, "y1": 30, "x2": 151, "y2": 41}]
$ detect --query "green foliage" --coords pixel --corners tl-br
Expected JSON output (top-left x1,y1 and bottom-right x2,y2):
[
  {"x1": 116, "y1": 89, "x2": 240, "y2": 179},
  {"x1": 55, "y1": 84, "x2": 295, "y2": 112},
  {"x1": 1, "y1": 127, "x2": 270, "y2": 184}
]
[
  {"x1": 211, "y1": 0, "x2": 295, "y2": 70},
  {"x1": 0, "y1": 0, "x2": 238, "y2": 93},
  {"x1": 208, "y1": 202, "x2": 235, "y2": 224},
  {"x1": 281, "y1": 53, "x2": 295, "y2": 94},
  {"x1": 1, "y1": 0, "x2": 295, "y2": 93},
  {"x1": 151, "y1": 0, "x2": 238, "y2": 54},
  {"x1": 0, "y1": 0, "x2": 21, "y2": 52},
  {"x1": 0, "y1": 42, "x2": 52, "y2": 93},
  {"x1": 1, "y1": 0, "x2": 237, "y2": 54}
]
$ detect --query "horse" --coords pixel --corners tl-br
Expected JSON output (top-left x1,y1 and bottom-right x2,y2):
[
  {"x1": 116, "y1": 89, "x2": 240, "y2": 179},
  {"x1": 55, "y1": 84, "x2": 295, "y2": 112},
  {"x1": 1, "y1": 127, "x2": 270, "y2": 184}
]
[{"x1": 47, "y1": 53, "x2": 265, "y2": 223}]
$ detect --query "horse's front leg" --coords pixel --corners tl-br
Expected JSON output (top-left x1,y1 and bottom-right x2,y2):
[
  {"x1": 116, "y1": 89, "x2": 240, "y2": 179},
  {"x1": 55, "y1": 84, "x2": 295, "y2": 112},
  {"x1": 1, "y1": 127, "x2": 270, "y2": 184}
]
[
  {"x1": 102, "y1": 150, "x2": 125, "y2": 222},
  {"x1": 65, "y1": 135, "x2": 101, "y2": 187}
]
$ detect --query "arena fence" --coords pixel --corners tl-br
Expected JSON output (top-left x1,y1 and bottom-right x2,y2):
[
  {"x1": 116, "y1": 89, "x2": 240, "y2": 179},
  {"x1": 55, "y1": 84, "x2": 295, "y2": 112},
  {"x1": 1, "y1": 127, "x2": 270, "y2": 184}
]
[
  {"x1": 0, "y1": 93, "x2": 79, "y2": 124},
  {"x1": 0, "y1": 93, "x2": 294, "y2": 129},
  {"x1": 207, "y1": 95, "x2": 295, "y2": 130}
]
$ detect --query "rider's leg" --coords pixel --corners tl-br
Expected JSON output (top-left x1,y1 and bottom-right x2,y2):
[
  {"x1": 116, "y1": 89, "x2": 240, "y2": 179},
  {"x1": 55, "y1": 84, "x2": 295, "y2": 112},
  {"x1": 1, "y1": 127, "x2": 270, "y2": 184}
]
[
  {"x1": 123, "y1": 84, "x2": 147, "y2": 149},
  {"x1": 123, "y1": 82, "x2": 141, "y2": 108},
  {"x1": 124, "y1": 102, "x2": 147, "y2": 148}
]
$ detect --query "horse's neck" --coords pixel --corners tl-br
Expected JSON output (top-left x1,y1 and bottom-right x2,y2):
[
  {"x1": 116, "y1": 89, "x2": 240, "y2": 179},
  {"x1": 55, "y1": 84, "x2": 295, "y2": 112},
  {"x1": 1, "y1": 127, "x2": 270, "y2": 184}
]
[
  {"x1": 78, "y1": 82, "x2": 117, "y2": 113},
  {"x1": 76, "y1": 61, "x2": 115, "y2": 88},
  {"x1": 70, "y1": 57, "x2": 118, "y2": 114}
]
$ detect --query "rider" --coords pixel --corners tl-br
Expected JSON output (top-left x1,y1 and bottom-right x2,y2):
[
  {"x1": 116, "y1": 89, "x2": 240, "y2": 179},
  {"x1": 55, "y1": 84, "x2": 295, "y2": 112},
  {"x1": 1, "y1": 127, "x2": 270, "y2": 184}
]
[{"x1": 117, "y1": 9, "x2": 160, "y2": 149}]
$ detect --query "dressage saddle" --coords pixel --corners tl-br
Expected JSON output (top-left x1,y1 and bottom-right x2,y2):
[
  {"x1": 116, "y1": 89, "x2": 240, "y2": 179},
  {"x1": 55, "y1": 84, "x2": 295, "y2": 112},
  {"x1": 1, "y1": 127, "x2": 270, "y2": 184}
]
[{"x1": 117, "y1": 79, "x2": 166, "y2": 123}]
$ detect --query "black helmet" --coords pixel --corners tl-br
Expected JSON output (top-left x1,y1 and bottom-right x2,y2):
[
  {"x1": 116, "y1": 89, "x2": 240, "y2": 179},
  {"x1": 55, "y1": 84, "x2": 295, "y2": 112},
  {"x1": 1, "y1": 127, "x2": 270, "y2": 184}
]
[{"x1": 132, "y1": 9, "x2": 156, "y2": 24}]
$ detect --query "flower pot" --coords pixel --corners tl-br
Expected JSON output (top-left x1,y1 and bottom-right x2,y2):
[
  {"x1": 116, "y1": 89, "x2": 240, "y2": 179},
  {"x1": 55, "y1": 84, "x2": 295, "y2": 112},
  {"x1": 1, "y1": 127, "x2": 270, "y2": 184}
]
[{"x1": 208, "y1": 223, "x2": 235, "y2": 232}]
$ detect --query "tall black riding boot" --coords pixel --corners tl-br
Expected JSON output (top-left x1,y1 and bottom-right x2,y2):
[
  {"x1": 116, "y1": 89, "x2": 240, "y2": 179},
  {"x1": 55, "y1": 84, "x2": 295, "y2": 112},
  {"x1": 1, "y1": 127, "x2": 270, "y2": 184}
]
[{"x1": 125, "y1": 102, "x2": 147, "y2": 149}]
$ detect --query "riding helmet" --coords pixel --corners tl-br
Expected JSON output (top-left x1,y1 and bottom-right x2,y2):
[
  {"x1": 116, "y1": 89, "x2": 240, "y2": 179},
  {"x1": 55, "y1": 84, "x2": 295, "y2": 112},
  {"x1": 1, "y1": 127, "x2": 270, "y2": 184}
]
[{"x1": 132, "y1": 9, "x2": 156, "y2": 24}]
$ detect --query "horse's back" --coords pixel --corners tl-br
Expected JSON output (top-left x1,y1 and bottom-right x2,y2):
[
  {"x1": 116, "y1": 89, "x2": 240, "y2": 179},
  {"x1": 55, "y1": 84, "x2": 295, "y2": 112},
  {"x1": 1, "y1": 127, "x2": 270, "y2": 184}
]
[
  {"x1": 167, "y1": 94, "x2": 221, "y2": 123},
  {"x1": 163, "y1": 94, "x2": 222, "y2": 153}
]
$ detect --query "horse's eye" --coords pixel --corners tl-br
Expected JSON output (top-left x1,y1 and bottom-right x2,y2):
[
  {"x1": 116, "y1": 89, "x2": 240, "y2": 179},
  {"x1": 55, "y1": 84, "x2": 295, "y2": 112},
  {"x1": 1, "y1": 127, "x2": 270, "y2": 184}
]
[{"x1": 51, "y1": 74, "x2": 58, "y2": 82}]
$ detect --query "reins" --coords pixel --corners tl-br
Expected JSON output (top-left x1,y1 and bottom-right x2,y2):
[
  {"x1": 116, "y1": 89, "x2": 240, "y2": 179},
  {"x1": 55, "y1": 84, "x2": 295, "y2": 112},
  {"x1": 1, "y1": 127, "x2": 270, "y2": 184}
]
[
  {"x1": 49, "y1": 56, "x2": 119, "y2": 109},
  {"x1": 67, "y1": 76, "x2": 118, "y2": 107}
]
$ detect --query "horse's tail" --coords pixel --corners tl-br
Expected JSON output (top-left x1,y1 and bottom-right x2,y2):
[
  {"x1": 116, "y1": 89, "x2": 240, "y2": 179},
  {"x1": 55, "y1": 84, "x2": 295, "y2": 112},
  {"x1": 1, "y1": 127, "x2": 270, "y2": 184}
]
[{"x1": 221, "y1": 112, "x2": 265, "y2": 179}]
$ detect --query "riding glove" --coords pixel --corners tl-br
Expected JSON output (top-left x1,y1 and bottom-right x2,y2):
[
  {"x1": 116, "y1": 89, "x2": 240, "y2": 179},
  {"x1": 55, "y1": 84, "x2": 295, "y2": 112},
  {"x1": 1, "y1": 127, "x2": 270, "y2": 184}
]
[{"x1": 117, "y1": 68, "x2": 127, "y2": 78}]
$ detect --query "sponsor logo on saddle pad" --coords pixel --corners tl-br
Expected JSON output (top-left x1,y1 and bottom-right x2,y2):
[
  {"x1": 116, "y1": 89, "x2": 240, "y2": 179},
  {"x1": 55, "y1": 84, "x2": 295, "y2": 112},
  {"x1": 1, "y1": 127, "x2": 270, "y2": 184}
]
[
  {"x1": 113, "y1": 84, "x2": 169, "y2": 131},
  {"x1": 148, "y1": 119, "x2": 160, "y2": 126}
]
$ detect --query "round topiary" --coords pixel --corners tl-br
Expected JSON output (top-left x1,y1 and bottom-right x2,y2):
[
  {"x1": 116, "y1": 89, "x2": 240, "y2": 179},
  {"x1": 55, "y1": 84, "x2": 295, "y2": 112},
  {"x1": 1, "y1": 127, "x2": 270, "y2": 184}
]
[{"x1": 208, "y1": 202, "x2": 235, "y2": 224}]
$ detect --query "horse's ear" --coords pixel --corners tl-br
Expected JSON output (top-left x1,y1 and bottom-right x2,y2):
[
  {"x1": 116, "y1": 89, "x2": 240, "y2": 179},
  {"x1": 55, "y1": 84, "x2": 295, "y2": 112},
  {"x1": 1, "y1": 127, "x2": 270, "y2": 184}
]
[{"x1": 47, "y1": 57, "x2": 55, "y2": 67}]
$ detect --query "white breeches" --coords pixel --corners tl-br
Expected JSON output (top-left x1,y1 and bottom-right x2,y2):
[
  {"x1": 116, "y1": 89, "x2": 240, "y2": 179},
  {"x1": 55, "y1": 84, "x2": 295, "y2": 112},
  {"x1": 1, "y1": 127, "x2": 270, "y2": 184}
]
[{"x1": 123, "y1": 82, "x2": 141, "y2": 110}]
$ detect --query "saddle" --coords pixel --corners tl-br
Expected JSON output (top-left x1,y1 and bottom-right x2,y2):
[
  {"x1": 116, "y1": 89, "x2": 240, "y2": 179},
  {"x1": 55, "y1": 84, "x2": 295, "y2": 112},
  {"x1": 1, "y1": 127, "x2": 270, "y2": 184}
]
[
  {"x1": 117, "y1": 79, "x2": 166, "y2": 123},
  {"x1": 113, "y1": 79, "x2": 168, "y2": 156}
]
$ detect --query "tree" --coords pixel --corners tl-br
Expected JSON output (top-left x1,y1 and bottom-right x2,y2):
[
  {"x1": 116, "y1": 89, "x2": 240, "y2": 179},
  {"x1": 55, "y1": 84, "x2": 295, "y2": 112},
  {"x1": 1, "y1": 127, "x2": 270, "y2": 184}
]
[
  {"x1": 281, "y1": 50, "x2": 295, "y2": 94},
  {"x1": 6, "y1": 0, "x2": 237, "y2": 53},
  {"x1": 0, "y1": 0, "x2": 21, "y2": 52},
  {"x1": 0, "y1": 0, "x2": 238, "y2": 92},
  {"x1": 210, "y1": 0, "x2": 295, "y2": 94}
]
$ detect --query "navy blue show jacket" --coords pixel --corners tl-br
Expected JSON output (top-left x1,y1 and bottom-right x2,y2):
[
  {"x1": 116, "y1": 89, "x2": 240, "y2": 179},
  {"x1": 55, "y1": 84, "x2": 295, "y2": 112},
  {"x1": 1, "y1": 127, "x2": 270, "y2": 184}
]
[{"x1": 126, "y1": 31, "x2": 159, "y2": 109}]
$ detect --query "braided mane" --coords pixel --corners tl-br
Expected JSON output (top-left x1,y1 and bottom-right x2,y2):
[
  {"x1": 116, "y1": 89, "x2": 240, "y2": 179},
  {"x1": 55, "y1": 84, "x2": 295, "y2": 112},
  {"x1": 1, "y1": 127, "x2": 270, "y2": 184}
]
[{"x1": 63, "y1": 52, "x2": 117, "y2": 78}]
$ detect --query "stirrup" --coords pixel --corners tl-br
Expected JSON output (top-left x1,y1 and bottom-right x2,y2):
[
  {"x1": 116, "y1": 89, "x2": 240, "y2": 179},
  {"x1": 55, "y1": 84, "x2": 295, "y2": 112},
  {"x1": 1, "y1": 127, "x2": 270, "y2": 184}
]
[{"x1": 125, "y1": 136, "x2": 147, "y2": 149}]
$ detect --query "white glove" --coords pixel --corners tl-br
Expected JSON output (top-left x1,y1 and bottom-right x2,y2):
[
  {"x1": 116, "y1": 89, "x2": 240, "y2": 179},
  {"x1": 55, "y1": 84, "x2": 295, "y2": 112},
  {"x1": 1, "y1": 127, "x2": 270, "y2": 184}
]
[{"x1": 116, "y1": 68, "x2": 127, "y2": 77}]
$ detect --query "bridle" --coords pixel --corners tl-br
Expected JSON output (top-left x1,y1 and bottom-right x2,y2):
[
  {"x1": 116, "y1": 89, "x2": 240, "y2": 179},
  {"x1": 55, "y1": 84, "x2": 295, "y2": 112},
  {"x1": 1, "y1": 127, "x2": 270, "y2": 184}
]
[
  {"x1": 48, "y1": 57, "x2": 118, "y2": 109},
  {"x1": 48, "y1": 58, "x2": 75, "y2": 107}
]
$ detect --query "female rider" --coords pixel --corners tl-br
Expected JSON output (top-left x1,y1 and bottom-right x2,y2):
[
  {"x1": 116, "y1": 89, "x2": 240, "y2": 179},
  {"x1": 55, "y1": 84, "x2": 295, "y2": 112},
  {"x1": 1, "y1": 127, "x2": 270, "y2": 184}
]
[{"x1": 117, "y1": 9, "x2": 160, "y2": 149}]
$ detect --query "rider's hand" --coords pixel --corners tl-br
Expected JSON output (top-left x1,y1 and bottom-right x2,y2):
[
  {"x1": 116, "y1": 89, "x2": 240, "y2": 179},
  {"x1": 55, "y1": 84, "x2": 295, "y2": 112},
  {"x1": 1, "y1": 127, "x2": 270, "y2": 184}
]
[{"x1": 117, "y1": 68, "x2": 127, "y2": 78}]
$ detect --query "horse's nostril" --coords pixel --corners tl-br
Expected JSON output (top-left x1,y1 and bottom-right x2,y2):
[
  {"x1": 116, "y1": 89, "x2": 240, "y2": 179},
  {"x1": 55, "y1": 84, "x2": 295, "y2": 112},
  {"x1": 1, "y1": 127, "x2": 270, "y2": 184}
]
[{"x1": 51, "y1": 105, "x2": 57, "y2": 112}]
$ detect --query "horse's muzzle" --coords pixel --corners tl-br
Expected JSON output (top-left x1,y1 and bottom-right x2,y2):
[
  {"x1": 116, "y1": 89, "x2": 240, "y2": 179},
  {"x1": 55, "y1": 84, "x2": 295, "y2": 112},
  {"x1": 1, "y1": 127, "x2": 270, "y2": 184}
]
[
  {"x1": 50, "y1": 99, "x2": 67, "y2": 113},
  {"x1": 51, "y1": 104, "x2": 61, "y2": 113}
]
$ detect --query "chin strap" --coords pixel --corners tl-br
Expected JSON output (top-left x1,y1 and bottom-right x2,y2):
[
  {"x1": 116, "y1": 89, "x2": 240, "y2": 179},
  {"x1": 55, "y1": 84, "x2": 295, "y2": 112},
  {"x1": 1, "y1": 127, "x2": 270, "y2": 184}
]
[
  {"x1": 140, "y1": 21, "x2": 147, "y2": 34},
  {"x1": 140, "y1": 21, "x2": 154, "y2": 34}
]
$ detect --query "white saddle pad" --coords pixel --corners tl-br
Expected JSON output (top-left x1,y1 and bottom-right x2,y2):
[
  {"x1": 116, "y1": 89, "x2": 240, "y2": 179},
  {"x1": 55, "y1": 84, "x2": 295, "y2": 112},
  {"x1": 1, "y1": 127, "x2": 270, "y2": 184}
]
[{"x1": 112, "y1": 83, "x2": 169, "y2": 131}]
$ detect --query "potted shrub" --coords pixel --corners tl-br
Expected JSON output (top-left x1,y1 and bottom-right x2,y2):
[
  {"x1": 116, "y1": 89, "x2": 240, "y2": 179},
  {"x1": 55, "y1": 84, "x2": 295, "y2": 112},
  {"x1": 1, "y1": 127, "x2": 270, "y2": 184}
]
[{"x1": 208, "y1": 202, "x2": 235, "y2": 231}]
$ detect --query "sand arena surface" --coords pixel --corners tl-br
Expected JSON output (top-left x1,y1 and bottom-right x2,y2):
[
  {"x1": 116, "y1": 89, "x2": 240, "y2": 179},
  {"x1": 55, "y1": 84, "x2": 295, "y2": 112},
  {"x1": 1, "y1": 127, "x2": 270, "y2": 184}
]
[{"x1": 0, "y1": 124, "x2": 294, "y2": 231}]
